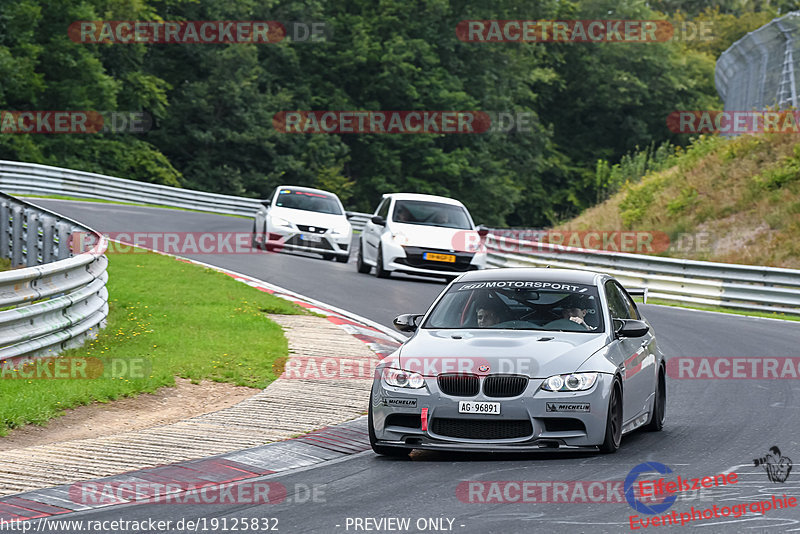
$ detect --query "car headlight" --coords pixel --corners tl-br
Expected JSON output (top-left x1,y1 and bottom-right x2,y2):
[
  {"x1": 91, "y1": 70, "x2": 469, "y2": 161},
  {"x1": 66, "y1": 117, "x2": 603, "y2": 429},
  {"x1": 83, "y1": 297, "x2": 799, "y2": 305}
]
[
  {"x1": 270, "y1": 216, "x2": 295, "y2": 229},
  {"x1": 541, "y1": 372, "x2": 598, "y2": 392},
  {"x1": 382, "y1": 368, "x2": 425, "y2": 389},
  {"x1": 392, "y1": 232, "x2": 409, "y2": 245}
]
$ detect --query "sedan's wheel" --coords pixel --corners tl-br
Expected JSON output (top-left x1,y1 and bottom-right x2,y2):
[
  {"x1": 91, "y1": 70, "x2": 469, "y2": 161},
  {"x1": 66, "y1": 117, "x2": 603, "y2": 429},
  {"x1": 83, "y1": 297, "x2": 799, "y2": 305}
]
[
  {"x1": 335, "y1": 253, "x2": 350, "y2": 263},
  {"x1": 644, "y1": 367, "x2": 666, "y2": 432},
  {"x1": 599, "y1": 379, "x2": 623, "y2": 453},
  {"x1": 321, "y1": 253, "x2": 334, "y2": 261},
  {"x1": 251, "y1": 223, "x2": 262, "y2": 250},
  {"x1": 368, "y1": 396, "x2": 409, "y2": 458},
  {"x1": 356, "y1": 242, "x2": 371, "y2": 274},
  {"x1": 375, "y1": 246, "x2": 391, "y2": 278}
]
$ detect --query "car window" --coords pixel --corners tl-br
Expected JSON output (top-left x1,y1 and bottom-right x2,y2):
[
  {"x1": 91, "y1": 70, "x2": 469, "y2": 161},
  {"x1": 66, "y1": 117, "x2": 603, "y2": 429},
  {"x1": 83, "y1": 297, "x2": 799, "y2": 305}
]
[
  {"x1": 274, "y1": 189, "x2": 342, "y2": 215},
  {"x1": 616, "y1": 282, "x2": 641, "y2": 320},
  {"x1": 391, "y1": 200, "x2": 472, "y2": 229},
  {"x1": 376, "y1": 198, "x2": 390, "y2": 218},
  {"x1": 423, "y1": 280, "x2": 603, "y2": 332},
  {"x1": 604, "y1": 281, "x2": 634, "y2": 319}
]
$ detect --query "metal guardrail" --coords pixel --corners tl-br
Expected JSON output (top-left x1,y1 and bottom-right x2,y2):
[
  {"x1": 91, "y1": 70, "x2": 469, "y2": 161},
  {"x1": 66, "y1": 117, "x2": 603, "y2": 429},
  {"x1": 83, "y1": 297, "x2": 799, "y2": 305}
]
[
  {"x1": 3, "y1": 160, "x2": 800, "y2": 315},
  {"x1": 0, "y1": 193, "x2": 108, "y2": 360},
  {"x1": 0, "y1": 160, "x2": 262, "y2": 217},
  {"x1": 486, "y1": 234, "x2": 800, "y2": 315}
]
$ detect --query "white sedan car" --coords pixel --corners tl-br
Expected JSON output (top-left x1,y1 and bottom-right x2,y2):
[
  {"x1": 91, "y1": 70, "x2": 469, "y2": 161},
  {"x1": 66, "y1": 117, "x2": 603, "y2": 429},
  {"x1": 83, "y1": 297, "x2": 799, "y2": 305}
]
[
  {"x1": 357, "y1": 193, "x2": 487, "y2": 280},
  {"x1": 252, "y1": 186, "x2": 353, "y2": 262}
]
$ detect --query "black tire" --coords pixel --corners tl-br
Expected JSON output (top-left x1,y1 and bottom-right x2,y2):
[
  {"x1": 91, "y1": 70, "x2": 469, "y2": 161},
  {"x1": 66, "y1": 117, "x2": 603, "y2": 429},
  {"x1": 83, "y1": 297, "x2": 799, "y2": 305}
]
[
  {"x1": 335, "y1": 253, "x2": 350, "y2": 263},
  {"x1": 375, "y1": 246, "x2": 391, "y2": 278},
  {"x1": 644, "y1": 367, "x2": 666, "y2": 432},
  {"x1": 321, "y1": 253, "x2": 334, "y2": 261},
  {"x1": 356, "y1": 242, "x2": 371, "y2": 274},
  {"x1": 251, "y1": 222, "x2": 262, "y2": 250},
  {"x1": 368, "y1": 397, "x2": 409, "y2": 458},
  {"x1": 599, "y1": 379, "x2": 623, "y2": 453}
]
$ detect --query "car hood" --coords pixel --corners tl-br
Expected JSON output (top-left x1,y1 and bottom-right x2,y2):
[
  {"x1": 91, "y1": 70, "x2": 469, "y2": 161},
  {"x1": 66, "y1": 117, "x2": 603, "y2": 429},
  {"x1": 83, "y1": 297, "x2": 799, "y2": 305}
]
[
  {"x1": 390, "y1": 222, "x2": 476, "y2": 252},
  {"x1": 397, "y1": 329, "x2": 609, "y2": 378},
  {"x1": 271, "y1": 207, "x2": 349, "y2": 230}
]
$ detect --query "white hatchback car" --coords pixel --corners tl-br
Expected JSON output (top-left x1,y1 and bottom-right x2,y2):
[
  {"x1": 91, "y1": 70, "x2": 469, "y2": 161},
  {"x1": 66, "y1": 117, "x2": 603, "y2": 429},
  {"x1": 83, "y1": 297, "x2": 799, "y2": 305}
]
[
  {"x1": 357, "y1": 193, "x2": 487, "y2": 280},
  {"x1": 253, "y1": 186, "x2": 353, "y2": 262}
]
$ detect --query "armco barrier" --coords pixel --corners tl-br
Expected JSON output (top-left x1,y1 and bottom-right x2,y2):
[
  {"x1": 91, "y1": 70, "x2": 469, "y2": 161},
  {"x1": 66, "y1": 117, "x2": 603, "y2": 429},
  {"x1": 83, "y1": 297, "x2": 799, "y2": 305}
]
[
  {"x1": 0, "y1": 193, "x2": 108, "y2": 360},
  {"x1": 486, "y1": 234, "x2": 800, "y2": 315},
  {"x1": 3, "y1": 160, "x2": 799, "y2": 315}
]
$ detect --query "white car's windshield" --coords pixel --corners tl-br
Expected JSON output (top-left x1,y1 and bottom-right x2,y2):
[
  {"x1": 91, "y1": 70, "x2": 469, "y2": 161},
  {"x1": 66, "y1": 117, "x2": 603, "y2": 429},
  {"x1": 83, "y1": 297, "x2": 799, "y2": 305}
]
[
  {"x1": 392, "y1": 200, "x2": 472, "y2": 229},
  {"x1": 423, "y1": 280, "x2": 604, "y2": 332},
  {"x1": 275, "y1": 189, "x2": 343, "y2": 215}
]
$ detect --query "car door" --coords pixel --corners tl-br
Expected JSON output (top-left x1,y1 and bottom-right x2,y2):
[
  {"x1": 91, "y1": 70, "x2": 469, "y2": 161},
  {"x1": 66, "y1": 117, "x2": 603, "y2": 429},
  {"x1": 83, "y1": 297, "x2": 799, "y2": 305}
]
[
  {"x1": 604, "y1": 280, "x2": 653, "y2": 425},
  {"x1": 362, "y1": 198, "x2": 390, "y2": 263}
]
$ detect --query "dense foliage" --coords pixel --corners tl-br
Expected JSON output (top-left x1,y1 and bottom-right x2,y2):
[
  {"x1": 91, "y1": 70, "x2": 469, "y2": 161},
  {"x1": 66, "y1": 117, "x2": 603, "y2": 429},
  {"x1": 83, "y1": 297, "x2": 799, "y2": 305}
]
[{"x1": 0, "y1": 0, "x2": 790, "y2": 225}]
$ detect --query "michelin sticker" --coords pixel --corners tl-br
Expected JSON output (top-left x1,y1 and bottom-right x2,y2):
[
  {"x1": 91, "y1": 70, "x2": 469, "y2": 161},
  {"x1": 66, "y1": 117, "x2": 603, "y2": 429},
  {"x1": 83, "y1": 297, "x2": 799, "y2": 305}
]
[
  {"x1": 546, "y1": 402, "x2": 590, "y2": 412},
  {"x1": 386, "y1": 398, "x2": 417, "y2": 408}
]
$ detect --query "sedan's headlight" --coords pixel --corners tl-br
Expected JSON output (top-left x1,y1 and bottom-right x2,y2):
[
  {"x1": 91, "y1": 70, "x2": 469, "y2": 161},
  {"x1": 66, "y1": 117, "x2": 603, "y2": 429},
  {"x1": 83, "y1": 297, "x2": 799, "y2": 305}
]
[
  {"x1": 392, "y1": 232, "x2": 409, "y2": 245},
  {"x1": 382, "y1": 368, "x2": 425, "y2": 389},
  {"x1": 270, "y1": 216, "x2": 295, "y2": 229},
  {"x1": 541, "y1": 372, "x2": 598, "y2": 392}
]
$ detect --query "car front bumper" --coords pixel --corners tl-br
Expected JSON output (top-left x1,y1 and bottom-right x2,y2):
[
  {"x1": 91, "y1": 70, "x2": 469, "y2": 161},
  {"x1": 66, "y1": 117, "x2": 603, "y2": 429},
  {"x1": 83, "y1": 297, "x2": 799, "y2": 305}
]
[
  {"x1": 371, "y1": 373, "x2": 614, "y2": 451},
  {"x1": 266, "y1": 228, "x2": 350, "y2": 257},
  {"x1": 381, "y1": 240, "x2": 487, "y2": 278}
]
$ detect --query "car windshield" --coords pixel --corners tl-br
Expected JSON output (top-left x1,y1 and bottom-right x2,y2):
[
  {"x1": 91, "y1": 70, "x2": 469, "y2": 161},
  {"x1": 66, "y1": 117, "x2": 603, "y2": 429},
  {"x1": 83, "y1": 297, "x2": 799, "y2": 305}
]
[
  {"x1": 423, "y1": 280, "x2": 604, "y2": 332},
  {"x1": 275, "y1": 189, "x2": 342, "y2": 215},
  {"x1": 392, "y1": 200, "x2": 472, "y2": 229}
]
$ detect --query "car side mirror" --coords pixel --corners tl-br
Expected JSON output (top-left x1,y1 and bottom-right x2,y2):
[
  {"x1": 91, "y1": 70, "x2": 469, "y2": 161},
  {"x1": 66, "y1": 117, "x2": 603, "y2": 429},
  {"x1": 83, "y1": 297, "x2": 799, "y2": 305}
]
[
  {"x1": 371, "y1": 215, "x2": 386, "y2": 226},
  {"x1": 614, "y1": 319, "x2": 649, "y2": 338},
  {"x1": 477, "y1": 225, "x2": 489, "y2": 237},
  {"x1": 393, "y1": 313, "x2": 424, "y2": 333},
  {"x1": 345, "y1": 211, "x2": 356, "y2": 220}
]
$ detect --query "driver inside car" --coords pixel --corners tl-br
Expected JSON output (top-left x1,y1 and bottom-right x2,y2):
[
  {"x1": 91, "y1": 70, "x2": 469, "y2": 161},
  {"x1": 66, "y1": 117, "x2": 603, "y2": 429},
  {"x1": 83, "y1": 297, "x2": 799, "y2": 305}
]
[{"x1": 562, "y1": 307, "x2": 597, "y2": 331}]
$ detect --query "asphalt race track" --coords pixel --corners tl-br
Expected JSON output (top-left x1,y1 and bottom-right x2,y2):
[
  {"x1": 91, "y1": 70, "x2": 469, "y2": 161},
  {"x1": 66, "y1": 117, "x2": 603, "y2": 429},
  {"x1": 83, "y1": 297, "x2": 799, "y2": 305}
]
[{"x1": 27, "y1": 199, "x2": 800, "y2": 533}]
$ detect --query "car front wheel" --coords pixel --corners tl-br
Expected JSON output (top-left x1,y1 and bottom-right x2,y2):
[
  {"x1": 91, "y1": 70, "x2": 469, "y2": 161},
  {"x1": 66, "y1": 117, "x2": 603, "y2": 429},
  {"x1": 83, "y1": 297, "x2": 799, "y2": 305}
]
[
  {"x1": 375, "y1": 246, "x2": 391, "y2": 278},
  {"x1": 356, "y1": 241, "x2": 371, "y2": 274},
  {"x1": 644, "y1": 367, "x2": 666, "y2": 432},
  {"x1": 599, "y1": 378, "x2": 622, "y2": 453}
]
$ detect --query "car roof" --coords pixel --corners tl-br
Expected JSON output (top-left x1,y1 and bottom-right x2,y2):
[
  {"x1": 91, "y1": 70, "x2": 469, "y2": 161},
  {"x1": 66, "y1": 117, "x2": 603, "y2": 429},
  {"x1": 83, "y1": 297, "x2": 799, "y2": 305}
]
[
  {"x1": 382, "y1": 193, "x2": 465, "y2": 206},
  {"x1": 275, "y1": 185, "x2": 341, "y2": 198},
  {"x1": 456, "y1": 267, "x2": 604, "y2": 285}
]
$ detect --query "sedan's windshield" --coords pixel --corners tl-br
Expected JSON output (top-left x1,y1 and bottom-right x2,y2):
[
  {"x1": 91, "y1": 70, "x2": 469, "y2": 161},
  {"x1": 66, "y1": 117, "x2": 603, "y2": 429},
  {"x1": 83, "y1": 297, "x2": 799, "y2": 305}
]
[
  {"x1": 275, "y1": 189, "x2": 343, "y2": 215},
  {"x1": 423, "y1": 280, "x2": 604, "y2": 332},
  {"x1": 392, "y1": 200, "x2": 472, "y2": 229}
]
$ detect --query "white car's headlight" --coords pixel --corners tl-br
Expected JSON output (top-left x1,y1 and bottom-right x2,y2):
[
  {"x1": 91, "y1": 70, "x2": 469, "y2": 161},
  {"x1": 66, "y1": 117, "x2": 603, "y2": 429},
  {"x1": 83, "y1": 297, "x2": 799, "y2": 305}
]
[
  {"x1": 541, "y1": 372, "x2": 598, "y2": 392},
  {"x1": 271, "y1": 216, "x2": 295, "y2": 229},
  {"x1": 382, "y1": 368, "x2": 425, "y2": 389},
  {"x1": 392, "y1": 232, "x2": 409, "y2": 245}
]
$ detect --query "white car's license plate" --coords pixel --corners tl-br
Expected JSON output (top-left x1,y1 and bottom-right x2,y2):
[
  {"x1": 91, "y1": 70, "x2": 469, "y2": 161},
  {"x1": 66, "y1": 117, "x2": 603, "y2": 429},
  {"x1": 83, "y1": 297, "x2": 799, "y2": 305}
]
[
  {"x1": 301, "y1": 234, "x2": 322, "y2": 242},
  {"x1": 458, "y1": 401, "x2": 500, "y2": 415}
]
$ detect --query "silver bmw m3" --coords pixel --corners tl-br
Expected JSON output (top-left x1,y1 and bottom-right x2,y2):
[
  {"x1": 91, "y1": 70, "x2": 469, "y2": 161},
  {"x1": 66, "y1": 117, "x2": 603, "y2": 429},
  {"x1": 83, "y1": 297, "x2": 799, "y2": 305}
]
[{"x1": 369, "y1": 268, "x2": 666, "y2": 456}]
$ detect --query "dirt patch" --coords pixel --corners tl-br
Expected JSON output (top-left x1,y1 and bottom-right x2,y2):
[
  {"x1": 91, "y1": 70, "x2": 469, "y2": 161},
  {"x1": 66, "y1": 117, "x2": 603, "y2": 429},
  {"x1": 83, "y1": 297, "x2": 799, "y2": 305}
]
[{"x1": 0, "y1": 378, "x2": 259, "y2": 451}]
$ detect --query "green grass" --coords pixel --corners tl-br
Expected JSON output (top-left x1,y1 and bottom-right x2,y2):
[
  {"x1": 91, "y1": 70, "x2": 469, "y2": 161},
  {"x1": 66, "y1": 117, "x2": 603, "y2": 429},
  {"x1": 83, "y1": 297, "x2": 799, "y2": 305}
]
[
  {"x1": 0, "y1": 258, "x2": 10, "y2": 271},
  {"x1": 633, "y1": 296, "x2": 800, "y2": 322},
  {"x1": 19, "y1": 194, "x2": 249, "y2": 219},
  {"x1": 0, "y1": 248, "x2": 305, "y2": 436}
]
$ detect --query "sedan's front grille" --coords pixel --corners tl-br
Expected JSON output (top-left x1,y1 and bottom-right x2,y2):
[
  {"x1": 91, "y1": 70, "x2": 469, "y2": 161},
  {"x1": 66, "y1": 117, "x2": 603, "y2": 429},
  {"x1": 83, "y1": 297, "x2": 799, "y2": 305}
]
[
  {"x1": 285, "y1": 235, "x2": 333, "y2": 250},
  {"x1": 296, "y1": 225, "x2": 327, "y2": 234},
  {"x1": 437, "y1": 374, "x2": 479, "y2": 397},
  {"x1": 431, "y1": 418, "x2": 533, "y2": 440},
  {"x1": 483, "y1": 375, "x2": 528, "y2": 398}
]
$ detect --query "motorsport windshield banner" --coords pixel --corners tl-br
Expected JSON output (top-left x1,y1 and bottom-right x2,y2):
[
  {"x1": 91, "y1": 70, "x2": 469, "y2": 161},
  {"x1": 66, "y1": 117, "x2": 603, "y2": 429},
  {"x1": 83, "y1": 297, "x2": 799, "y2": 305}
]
[{"x1": 454, "y1": 281, "x2": 594, "y2": 293}]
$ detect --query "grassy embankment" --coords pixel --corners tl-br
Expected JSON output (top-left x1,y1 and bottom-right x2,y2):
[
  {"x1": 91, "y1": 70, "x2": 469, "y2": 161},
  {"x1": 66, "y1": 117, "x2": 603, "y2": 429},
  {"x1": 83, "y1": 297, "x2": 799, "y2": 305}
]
[
  {"x1": 556, "y1": 133, "x2": 800, "y2": 319},
  {"x1": 0, "y1": 248, "x2": 305, "y2": 436}
]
